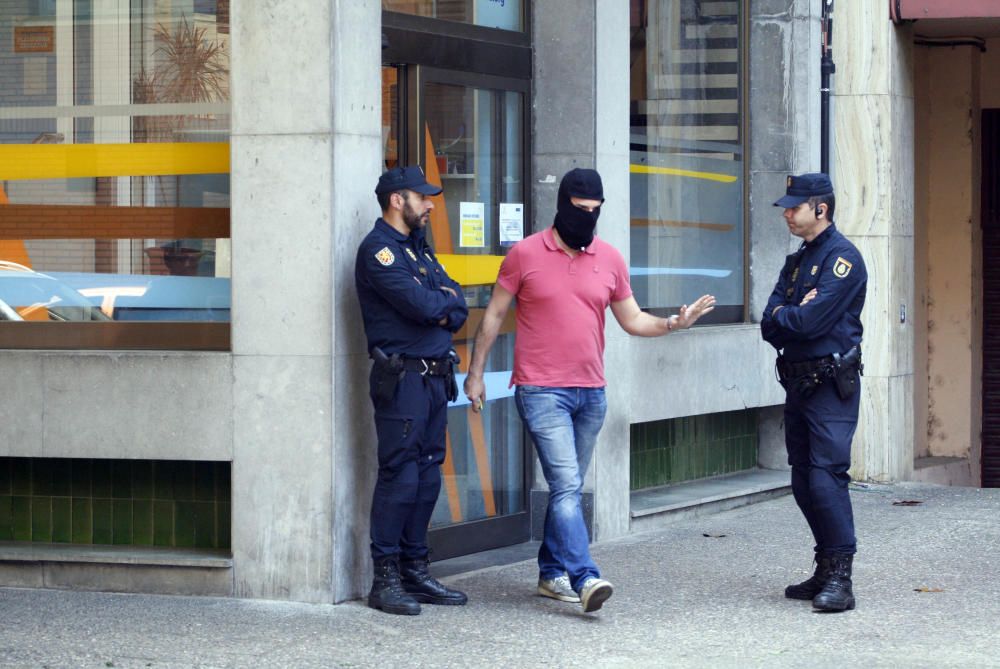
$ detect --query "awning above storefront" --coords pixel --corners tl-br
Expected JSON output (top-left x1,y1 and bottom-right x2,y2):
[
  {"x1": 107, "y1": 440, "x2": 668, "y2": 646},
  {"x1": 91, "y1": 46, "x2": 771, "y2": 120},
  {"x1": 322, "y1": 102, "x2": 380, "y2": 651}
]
[{"x1": 891, "y1": 0, "x2": 1000, "y2": 37}]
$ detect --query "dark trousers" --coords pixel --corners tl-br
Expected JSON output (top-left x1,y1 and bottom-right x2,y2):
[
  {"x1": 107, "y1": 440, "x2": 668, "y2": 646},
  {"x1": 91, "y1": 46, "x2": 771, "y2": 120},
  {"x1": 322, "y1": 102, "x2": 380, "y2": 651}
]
[
  {"x1": 368, "y1": 367, "x2": 448, "y2": 562},
  {"x1": 784, "y1": 377, "x2": 859, "y2": 555}
]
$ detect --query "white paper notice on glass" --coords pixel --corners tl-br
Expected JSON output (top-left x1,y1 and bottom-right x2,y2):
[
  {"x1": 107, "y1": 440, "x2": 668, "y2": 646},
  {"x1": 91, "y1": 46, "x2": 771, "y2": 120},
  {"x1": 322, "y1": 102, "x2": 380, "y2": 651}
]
[
  {"x1": 498, "y1": 203, "x2": 524, "y2": 246},
  {"x1": 460, "y1": 201, "x2": 486, "y2": 248}
]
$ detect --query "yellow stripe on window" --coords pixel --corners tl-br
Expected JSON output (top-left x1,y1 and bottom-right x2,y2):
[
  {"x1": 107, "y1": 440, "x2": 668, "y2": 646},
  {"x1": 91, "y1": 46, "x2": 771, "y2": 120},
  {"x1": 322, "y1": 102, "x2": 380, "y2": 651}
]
[
  {"x1": 437, "y1": 254, "x2": 504, "y2": 287},
  {"x1": 0, "y1": 142, "x2": 230, "y2": 180},
  {"x1": 630, "y1": 163, "x2": 738, "y2": 183}
]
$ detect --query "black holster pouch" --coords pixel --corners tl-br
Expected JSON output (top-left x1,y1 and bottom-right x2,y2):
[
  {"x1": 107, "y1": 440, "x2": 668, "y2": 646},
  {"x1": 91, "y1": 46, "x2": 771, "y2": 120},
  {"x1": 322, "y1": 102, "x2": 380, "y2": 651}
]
[
  {"x1": 372, "y1": 346, "x2": 405, "y2": 403},
  {"x1": 831, "y1": 346, "x2": 863, "y2": 400},
  {"x1": 776, "y1": 357, "x2": 829, "y2": 400},
  {"x1": 446, "y1": 349, "x2": 460, "y2": 403}
]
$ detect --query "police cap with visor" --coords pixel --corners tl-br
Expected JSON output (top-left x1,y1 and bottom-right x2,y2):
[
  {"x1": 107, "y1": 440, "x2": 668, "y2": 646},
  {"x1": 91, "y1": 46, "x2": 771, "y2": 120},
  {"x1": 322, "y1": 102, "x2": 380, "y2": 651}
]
[
  {"x1": 773, "y1": 172, "x2": 833, "y2": 208},
  {"x1": 375, "y1": 165, "x2": 443, "y2": 196}
]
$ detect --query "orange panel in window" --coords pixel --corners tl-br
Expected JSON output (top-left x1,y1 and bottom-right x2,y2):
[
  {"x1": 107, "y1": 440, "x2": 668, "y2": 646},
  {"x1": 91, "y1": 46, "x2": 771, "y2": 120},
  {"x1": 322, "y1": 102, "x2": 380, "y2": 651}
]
[{"x1": 0, "y1": 205, "x2": 230, "y2": 240}]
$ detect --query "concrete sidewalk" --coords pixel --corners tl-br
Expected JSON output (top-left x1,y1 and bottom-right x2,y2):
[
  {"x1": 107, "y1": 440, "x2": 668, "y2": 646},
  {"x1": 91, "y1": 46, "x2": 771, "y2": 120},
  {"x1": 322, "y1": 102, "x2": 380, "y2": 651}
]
[{"x1": 1, "y1": 482, "x2": 998, "y2": 669}]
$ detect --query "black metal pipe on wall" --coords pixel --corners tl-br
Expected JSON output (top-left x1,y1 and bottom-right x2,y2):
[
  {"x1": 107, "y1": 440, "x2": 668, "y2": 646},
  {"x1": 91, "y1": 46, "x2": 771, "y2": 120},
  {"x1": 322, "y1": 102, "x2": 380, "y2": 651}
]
[{"x1": 821, "y1": 0, "x2": 835, "y2": 175}]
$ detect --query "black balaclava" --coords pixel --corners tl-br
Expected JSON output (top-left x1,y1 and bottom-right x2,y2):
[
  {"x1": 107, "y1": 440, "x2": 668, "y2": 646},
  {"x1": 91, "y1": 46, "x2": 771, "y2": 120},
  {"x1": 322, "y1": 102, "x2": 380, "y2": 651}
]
[{"x1": 553, "y1": 168, "x2": 604, "y2": 250}]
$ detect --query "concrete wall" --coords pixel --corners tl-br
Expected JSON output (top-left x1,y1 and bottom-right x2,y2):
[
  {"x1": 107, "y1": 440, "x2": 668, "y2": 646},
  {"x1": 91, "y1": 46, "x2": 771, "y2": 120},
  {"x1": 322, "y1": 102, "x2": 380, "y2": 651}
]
[
  {"x1": 912, "y1": 37, "x2": 1000, "y2": 486},
  {"x1": 919, "y1": 47, "x2": 982, "y2": 464}
]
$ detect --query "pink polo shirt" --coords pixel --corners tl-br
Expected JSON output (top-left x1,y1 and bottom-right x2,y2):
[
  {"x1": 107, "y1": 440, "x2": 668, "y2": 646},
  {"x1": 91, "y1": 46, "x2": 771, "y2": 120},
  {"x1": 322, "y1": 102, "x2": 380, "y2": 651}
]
[{"x1": 497, "y1": 227, "x2": 633, "y2": 388}]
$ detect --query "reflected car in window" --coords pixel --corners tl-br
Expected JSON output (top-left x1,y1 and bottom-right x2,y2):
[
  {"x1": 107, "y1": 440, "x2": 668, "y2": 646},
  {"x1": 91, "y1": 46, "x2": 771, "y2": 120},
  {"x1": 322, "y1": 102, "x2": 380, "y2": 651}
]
[{"x1": 0, "y1": 261, "x2": 110, "y2": 322}]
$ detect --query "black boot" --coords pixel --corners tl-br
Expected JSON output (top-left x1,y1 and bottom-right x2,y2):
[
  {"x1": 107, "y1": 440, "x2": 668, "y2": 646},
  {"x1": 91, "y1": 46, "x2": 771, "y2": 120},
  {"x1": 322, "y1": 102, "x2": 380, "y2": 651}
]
[
  {"x1": 812, "y1": 553, "x2": 855, "y2": 612},
  {"x1": 400, "y1": 558, "x2": 468, "y2": 605},
  {"x1": 785, "y1": 553, "x2": 831, "y2": 600},
  {"x1": 368, "y1": 556, "x2": 421, "y2": 615}
]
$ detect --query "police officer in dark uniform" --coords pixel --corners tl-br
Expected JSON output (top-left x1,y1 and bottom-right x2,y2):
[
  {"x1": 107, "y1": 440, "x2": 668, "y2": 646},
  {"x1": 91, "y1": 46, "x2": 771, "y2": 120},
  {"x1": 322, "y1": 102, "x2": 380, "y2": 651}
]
[
  {"x1": 761, "y1": 173, "x2": 867, "y2": 613},
  {"x1": 355, "y1": 165, "x2": 469, "y2": 615}
]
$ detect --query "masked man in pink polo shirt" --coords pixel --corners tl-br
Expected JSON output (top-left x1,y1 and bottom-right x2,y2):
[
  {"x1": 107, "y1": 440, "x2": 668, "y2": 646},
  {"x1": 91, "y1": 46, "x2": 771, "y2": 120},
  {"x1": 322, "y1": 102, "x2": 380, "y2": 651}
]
[{"x1": 464, "y1": 168, "x2": 715, "y2": 613}]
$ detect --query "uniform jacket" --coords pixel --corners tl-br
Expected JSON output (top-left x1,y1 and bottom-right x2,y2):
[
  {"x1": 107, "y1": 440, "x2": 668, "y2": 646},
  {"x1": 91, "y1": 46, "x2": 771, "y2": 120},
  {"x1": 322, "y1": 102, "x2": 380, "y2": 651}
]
[
  {"x1": 355, "y1": 218, "x2": 468, "y2": 359},
  {"x1": 761, "y1": 223, "x2": 866, "y2": 362}
]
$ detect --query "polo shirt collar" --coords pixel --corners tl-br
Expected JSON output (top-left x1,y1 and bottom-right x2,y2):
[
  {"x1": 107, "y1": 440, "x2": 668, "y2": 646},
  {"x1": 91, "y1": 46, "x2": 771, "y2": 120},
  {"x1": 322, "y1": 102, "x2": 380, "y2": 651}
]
[{"x1": 543, "y1": 226, "x2": 597, "y2": 255}]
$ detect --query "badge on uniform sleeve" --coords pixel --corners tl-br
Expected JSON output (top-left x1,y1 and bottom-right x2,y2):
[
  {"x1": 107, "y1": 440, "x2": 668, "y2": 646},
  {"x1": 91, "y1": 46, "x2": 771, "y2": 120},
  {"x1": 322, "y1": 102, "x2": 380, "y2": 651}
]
[
  {"x1": 833, "y1": 257, "x2": 853, "y2": 278},
  {"x1": 375, "y1": 247, "x2": 395, "y2": 266},
  {"x1": 405, "y1": 247, "x2": 419, "y2": 262}
]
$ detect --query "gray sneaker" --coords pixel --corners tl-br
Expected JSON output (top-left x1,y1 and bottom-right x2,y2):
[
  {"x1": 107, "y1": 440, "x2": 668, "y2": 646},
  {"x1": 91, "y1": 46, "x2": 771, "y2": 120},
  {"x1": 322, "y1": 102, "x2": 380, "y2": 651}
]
[
  {"x1": 537, "y1": 575, "x2": 581, "y2": 603},
  {"x1": 579, "y1": 577, "x2": 614, "y2": 613}
]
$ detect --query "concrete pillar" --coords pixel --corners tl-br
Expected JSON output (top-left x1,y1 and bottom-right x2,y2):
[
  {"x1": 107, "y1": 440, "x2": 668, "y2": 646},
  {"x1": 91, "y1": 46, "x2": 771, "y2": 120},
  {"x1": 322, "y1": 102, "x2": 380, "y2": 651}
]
[
  {"x1": 229, "y1": 0, "x2": 381, "y2": 602},
  {"x1": 749, "y1": 0, "x2": 822, "y2": 320},
  {"x1": 833, "y1": 2, "x2": 915, "y2": 481},
  {"x1": 330, "y1": 0, "x2": 384, "y2": 602},
  {"x1": 530, "y1": 0, "x2": 630, "y2": 541}
]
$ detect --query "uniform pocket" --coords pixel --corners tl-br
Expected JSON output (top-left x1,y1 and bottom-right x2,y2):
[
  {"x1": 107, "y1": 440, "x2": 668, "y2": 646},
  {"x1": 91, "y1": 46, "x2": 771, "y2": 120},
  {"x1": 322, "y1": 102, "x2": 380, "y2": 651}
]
[{"x1": 374, "y1": 411, "x2": 416, "y2": 472}]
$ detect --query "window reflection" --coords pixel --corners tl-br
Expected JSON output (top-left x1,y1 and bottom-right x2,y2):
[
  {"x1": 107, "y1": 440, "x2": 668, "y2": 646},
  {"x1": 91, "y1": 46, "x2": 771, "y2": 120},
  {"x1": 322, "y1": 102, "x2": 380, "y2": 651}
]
[
  {"x1": 0, "y1": 1, "x2": 230, "y2": 340},
  {"x1": 629, "y1": 0, "x2": 744, "y2": 322},
  {"x1": 383, "y1": 0, "x2": 524, "y2": 31}
]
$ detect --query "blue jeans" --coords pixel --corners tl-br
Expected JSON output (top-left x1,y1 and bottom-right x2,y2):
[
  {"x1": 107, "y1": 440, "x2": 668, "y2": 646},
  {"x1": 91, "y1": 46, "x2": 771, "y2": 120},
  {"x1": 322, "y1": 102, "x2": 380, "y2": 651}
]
[{"x1": 515, "y1": 385, "x2": 607, "y2": 592}]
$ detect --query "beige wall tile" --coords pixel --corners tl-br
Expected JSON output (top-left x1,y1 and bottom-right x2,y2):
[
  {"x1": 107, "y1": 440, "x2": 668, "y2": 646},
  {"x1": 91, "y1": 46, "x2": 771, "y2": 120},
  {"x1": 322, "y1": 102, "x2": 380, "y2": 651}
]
[{"x1": 833, "y1": 94, "x2": 892, "y2": 237}]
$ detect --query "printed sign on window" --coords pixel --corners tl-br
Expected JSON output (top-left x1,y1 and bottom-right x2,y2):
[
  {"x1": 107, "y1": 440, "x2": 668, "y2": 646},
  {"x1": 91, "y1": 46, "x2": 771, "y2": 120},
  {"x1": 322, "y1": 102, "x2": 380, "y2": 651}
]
[
  {"x1": 460, "y1": 202, "x2": 486, "y2": 248},
  {"x1": 499, "y1": 203, "x2": 523, "y2": 246}
]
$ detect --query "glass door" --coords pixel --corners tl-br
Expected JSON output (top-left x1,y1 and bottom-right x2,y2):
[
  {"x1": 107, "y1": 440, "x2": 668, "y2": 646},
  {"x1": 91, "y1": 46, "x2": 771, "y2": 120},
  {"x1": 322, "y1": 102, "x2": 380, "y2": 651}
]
[{"x1": 382, "y1": 64, "x2": 531, "y2": 558}]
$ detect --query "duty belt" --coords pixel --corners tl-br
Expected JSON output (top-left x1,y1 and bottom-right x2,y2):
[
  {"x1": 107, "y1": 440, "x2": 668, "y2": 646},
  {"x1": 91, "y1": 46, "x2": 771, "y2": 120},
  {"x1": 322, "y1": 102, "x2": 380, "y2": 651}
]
[
  {"x1": 402, "y1": 357, "x2": 452, "y2": 376},
  {"x1": 777, "y1": 356, "x2": 834, "y2": 379}
]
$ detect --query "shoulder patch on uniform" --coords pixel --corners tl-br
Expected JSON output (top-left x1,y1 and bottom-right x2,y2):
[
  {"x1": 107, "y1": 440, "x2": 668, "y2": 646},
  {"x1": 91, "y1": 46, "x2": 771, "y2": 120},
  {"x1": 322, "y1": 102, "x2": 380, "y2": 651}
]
[
  {"x1": 405, "y1": 247, "x2": 418, "y2": 262},
  {"x1": 832, "y1": 256, "x2": 853, "y2": 278},
  {"x1": 375, "y1": 247, "x2": 395, "y2": 266}
]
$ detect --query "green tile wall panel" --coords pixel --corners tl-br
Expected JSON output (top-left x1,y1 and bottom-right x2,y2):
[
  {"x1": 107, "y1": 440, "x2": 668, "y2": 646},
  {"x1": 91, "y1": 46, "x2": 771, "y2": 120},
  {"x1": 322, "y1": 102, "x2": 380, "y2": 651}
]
[
  {"x1": 51, "y1": 459, "x2": 72, "y2": 497},
  {"x1": 194, "y1": 462, "x2": 216, "y2": 502},
  {"x1": 71, "y1": 459, "x2": 91, "y2": 497},
  {"x1": 92, "y1": 460, "x2": 113, "y2": 499},
  {"x1": 72, "y1": 498, "x2": 93, "y2": 544},
  {"x1": 630, "y1": 409, "x2": 759, "y2": 491},
  {"x1": 174, "y1": 501, "x2": 197, "y2": 548},
  {"x1": 194, "y1": 501, "x2": 217, "y2": 548},
  {"x1": 0, "y1": 495, "x2": 12, "y2": 541},
  {"x1": 0, "y1": 459, "x2": 10, "y2": 495},
  {"x1": 92, "y1": 499, "x2": 113, "y2": 545},
  {"x1": 112, "y1": 499, "x2": 133, "y2": 545},
  {"x1": 173, "y1": 462, "x2": 195, "y2": 501},
  {"x1": 132, "y1": 462, "x2": 154, "y2": 500},
  {"x1": 217, "y1": 502, "x2": 231, "y2": 550},
  {"x1": 153, "y1": 461, "x2": 175, "y2": 500},
  {"x1": 153, "y1": 500, "x2": 174, "y2": 547},
  {"x1": 216, "y1": 462, "x2": 231, "y2": 500},
  {"x1": 112, "y1": 461, "x2": 132, "y2": 499},
  {"x1": 12, "y1": 460, "x2": 31, "y2": 496},
  {"x1": 32, "y1": 459, "x2": 53, "y2": 496},
  {"x1": 133, "y1": 500, "x2": 154, "y2": 546},
  {"x1": 31, "y1": 497, "x2": 51, "y2": 542},
  {"x1": 1, "y1": 457, "x2": 231, "y2": 549},
  {"x1": 51, "y1": 497, "x2": 72, "y2": 543},
  {"x1": 11, "y1": 496, "x2": 31, "y2": 541}
]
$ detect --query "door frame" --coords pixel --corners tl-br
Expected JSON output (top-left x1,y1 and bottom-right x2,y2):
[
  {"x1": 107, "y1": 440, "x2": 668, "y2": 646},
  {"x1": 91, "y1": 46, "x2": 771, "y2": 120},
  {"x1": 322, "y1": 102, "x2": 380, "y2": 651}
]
[{"x1": 381, "y1": 10, "x2": 534, "y2": 559}]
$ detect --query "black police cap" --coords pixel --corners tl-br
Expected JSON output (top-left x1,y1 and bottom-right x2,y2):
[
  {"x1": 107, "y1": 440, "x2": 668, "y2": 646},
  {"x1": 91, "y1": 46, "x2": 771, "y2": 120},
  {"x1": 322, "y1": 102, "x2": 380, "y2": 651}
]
[
  {"x1": 773, "y1": 172, "x2": 833, "y2": 208},
  {"x1": 375, "y1": 165, "x2": 443, "y2": 196}
]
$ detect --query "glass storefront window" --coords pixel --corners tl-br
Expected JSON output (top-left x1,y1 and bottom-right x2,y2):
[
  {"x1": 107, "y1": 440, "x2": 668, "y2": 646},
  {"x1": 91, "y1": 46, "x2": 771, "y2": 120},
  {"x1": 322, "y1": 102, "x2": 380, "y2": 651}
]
[
  {"x1": 383, "y1": 0, "x2": 524, "y2": 31},
  {"x1": 382, "y1": 64, "x2": 528, "y2": 542},
  {"x1": 629, "y1": 0, "x2": 744, "y2": 323},
  {"x1": 0, "y1": 0, "x2": 230, "y2": 348}
]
